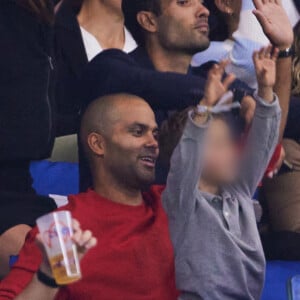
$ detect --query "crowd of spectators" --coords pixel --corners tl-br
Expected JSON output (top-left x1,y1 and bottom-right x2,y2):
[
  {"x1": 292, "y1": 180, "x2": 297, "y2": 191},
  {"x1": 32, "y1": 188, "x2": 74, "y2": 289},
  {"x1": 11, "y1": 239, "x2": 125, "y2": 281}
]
[{"x1": 0, "y1": 0, "x2": 299, "y2": 299}]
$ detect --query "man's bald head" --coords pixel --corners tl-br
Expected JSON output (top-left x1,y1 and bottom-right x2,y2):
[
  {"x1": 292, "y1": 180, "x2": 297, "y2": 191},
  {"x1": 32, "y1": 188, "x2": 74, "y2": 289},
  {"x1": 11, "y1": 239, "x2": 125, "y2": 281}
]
[
  {"x1": 80, "y1": 93, "x2": 155, "y2": 157},
  {"x1": 80, "y1": 93, "x2": 159, "y2": 190},
  {"x1": 81, "y1": 93, "x2": 149, "y2": 138}
]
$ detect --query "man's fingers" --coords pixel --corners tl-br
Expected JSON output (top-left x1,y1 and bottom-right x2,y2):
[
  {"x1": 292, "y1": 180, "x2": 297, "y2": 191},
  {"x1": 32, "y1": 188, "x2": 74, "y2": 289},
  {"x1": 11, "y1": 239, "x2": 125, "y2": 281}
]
[
  {"x1": 252, "y1": 50, "x2": 259, "y2": 65},
  {"x1": 85, "y1": 237, "x2": 97, "y2": 250},
  {"x1": 271, "y1": 47, "x2": 279, "y2": 61},
  {"x1": 258, "y1": 47, "x2": 266, "y2": 59},
  {"x1": 75, "y1": 230, "x2": 97, "y2": 254},
  {"x1": 252, "y1": 10, "x2": 268, "y2": 28},
  {"x1": 222, "y1": 73, "x2": 236, "y2": 90},
  {"x1": 79, "y1": 230, "x2": 93, "y2": 247},
  {"x1": 72, "y1": 227, "x2": 83, "y2": 244},
  {"x1": 265, "y1": 45, "x2": 272, "y2": 58},
  {"x1": 72, "y1": 219, "x2": 80, "y2": 231},
  {"x1": 219, "y1": 59, "x2": 230, "y2": 69},
  {"x1": 253, "y1": 0, "x2": 263, "y2": 9}
]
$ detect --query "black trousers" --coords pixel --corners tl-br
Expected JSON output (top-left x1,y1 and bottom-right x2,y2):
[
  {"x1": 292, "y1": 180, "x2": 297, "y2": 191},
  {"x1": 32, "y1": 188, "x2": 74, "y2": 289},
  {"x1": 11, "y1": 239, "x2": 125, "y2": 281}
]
[
  {"x1": 261, "y1": 231, "x2": 300, "y2": 261},
  {"x1": 0, "y1": 161, "x2": 34, "y2": 194}
]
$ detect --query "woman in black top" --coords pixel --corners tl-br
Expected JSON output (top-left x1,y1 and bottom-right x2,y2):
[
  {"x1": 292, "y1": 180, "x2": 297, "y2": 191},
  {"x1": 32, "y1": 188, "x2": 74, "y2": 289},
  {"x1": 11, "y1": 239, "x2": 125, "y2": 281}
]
[
  {"x1": 0, "y1": 0, "x2": 55, "y2": 190},
  {"x1": 0, "y1": 0, "x2": 57, "y2": 277}
]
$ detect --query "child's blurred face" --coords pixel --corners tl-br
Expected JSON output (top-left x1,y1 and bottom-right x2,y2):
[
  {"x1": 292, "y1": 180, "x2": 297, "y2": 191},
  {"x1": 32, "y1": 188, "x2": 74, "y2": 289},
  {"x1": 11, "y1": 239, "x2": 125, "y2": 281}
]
[{"x1": 202, "y1": 118, "x2": 239, "y2": 185}]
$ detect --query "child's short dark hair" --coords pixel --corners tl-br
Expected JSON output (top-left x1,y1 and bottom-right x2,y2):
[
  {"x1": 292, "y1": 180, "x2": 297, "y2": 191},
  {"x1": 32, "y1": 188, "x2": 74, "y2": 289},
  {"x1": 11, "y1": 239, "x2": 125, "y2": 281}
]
[
  {"x1": 159, "y1": 108, "x2": 229, "y2": 166},
  {"x1": 159, "y1": 107, "x2": 192, "y2": 167}
]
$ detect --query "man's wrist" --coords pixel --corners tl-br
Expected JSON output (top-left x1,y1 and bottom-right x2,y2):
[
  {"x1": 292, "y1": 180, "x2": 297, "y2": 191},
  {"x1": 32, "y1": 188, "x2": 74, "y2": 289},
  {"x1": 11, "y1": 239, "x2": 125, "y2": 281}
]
[
  {"x1": 37, "y1": 269, "x2": 61, "y2": 289},
  {"x1": 39, "y1": 261, "x2": 53, "y2": 278},
  {"x1": 277, "y1": 45, "x2": 293, "y2": 51},
  {"x1": 277, "y1": 47, "x2": 294, "y2": 59},
  {"x1": 200, "y1": 97, "x2": 212, "y2": 108}
]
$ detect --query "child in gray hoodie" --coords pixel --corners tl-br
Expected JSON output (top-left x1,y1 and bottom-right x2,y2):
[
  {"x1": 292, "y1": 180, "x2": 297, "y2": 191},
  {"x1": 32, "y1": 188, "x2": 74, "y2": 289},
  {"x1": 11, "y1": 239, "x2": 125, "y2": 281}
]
[{"x1": 162, "y1": 45, "x2": 281, "y2": 300}]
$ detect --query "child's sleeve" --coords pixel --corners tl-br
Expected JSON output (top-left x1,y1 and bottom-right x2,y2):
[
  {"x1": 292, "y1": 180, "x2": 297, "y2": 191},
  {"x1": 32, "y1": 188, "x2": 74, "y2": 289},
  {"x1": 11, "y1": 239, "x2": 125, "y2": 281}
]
[
  {"x1": 162, "y1": 111, "x2": 208, "y2": 246},
  {"x1": 235, "y1": 92, "x2": 281, "y2": 197}
]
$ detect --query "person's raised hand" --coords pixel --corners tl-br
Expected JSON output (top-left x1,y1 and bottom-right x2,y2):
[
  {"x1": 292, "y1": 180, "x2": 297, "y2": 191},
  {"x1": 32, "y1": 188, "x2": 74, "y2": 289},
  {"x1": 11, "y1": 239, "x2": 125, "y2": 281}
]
[
  {"x1": 253, "y1": 0, "x2": 294, "y2": 50},
  {"x1": 36, "y1": 218, "x2": 97, "y2": 279},
  {"x1": 253, "y1": 45, "x2": 279, "y2": 102},
  {"x1": 201, "y1": 60, "x2": 236, "y2": 107}
]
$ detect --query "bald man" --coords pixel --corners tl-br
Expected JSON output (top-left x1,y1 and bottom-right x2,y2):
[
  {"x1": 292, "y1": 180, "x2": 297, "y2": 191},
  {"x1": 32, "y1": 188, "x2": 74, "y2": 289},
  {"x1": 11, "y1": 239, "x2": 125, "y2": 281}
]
[{"x1": 0, "y1": 94, "x2": 177, "y2": 300}]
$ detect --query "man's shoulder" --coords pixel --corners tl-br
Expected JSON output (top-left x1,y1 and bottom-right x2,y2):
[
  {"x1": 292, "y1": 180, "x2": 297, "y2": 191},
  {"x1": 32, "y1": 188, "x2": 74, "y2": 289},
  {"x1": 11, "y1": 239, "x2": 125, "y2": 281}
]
[
  {"x1": 89, "y1": 46, "x2": 153, "y2": 69},
  {"x1": 67, "y1": 189, "x2": 95, "y2": 208},
  {"x1": 90, "y1": 49, "x2": 136, "y2": 65}
]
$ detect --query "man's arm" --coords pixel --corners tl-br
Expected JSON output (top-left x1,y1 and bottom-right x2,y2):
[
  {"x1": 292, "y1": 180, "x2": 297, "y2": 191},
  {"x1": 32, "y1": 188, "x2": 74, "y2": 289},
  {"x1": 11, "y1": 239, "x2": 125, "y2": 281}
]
[
  {"x1": 253, "y1": 0, "x2": 294, "y2": 140},
  {"x1": 0, "y1": 220, "x2": 96, "y2": 300},
  {"x1": 274, "y1": 55, "x2": 292, "y2": 140},
  {"x1": 14, "y1": 276, "x2": 58, "y2": 300},
  {"x1": 80, "y1": 49, "x2": 205, "y2": 111},
  {"x1": 235, "y1": 46, "x2": 281, "y2": 197}
]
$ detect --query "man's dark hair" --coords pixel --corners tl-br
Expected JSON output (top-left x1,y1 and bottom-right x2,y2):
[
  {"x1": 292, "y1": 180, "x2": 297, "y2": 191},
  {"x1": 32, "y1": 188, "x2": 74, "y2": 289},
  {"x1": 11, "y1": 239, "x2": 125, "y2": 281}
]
[{"x1": 122, "y1": 0, "x2": 162, "y2": 46}]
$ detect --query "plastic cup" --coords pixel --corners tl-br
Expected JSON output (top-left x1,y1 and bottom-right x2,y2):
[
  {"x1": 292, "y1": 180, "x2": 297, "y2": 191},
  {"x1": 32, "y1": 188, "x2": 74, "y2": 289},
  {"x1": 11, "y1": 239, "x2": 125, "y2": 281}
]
[{"x1": 36, "y1": 211, "x2": 81, "y2": 285}]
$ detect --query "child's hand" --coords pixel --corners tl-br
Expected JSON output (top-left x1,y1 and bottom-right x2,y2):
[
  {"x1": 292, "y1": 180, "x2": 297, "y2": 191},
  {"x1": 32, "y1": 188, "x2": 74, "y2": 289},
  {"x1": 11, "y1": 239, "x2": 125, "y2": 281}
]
[
  {"x1": 253, "y1": 45, "x2": 279, "y2": 102},
  {"x1": 201, "y1": 60, "x2": 236, "y2": 107}
]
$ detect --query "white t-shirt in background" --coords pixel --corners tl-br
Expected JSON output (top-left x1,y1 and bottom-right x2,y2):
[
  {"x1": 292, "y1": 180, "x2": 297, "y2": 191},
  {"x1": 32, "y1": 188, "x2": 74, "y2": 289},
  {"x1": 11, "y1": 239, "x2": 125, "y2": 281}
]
[{"x1": 80, "y1": 26, "x2": 137, "y2": 62}]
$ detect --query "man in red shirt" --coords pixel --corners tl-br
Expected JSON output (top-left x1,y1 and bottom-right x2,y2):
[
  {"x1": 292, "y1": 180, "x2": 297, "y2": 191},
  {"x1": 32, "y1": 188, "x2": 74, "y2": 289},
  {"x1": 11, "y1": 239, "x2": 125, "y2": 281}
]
[{"x1": 0, "y1": 94, "x2": 177, "y2": 300}]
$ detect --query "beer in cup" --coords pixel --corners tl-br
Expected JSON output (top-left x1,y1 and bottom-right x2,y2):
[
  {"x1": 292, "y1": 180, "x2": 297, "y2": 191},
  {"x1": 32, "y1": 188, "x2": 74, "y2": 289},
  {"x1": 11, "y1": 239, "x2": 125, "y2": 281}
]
[{"x1": 37, "y1": 211, "x2": 81, "y2": 285}]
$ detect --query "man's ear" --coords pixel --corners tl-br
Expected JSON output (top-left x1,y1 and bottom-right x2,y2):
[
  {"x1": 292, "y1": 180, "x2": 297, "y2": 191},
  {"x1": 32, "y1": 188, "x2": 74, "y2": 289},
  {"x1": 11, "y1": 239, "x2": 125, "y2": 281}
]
[
  {"x1": 214, "y1": 0, "x2": 233, "y2": 14},
  {"x1": 136, "y1": 11, "x2": 159, "y2": 34},
  {"x1": 87, "y1": 132, "x2": 106, "y2": 156}
]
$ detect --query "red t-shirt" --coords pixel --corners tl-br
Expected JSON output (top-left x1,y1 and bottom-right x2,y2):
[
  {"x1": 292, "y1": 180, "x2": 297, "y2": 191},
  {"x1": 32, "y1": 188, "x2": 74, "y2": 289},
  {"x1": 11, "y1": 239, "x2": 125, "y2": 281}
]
[{"x1": 0, "y1": 187, "x2": 177, "y2": 300}]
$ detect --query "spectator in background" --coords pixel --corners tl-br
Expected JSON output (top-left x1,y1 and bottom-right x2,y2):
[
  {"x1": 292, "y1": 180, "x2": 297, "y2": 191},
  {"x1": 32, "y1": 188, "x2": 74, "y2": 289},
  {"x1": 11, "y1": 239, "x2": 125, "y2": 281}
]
[
  {"x1": 284, "y1": 20, "x2": 300, "y2": 142},
  {"x1": 0, "y1": 0, "x2": 57, "y2": 278},
  {"x1": 54, "y1": 0, "x2": 137, "y2": 136},
  {"x1": 259, "y1": 21, "x2": 300, "y2": 260}
]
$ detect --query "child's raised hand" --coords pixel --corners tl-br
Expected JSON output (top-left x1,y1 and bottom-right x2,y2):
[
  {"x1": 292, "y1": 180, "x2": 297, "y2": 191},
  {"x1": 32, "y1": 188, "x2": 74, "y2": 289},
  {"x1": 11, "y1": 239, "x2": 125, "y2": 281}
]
[
  {"x1": 253, "y1": 45, "x2": 279, "y2": 102},
  {"x1": 201, "y1": 60, "x2": 236, "y2": 107}
]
